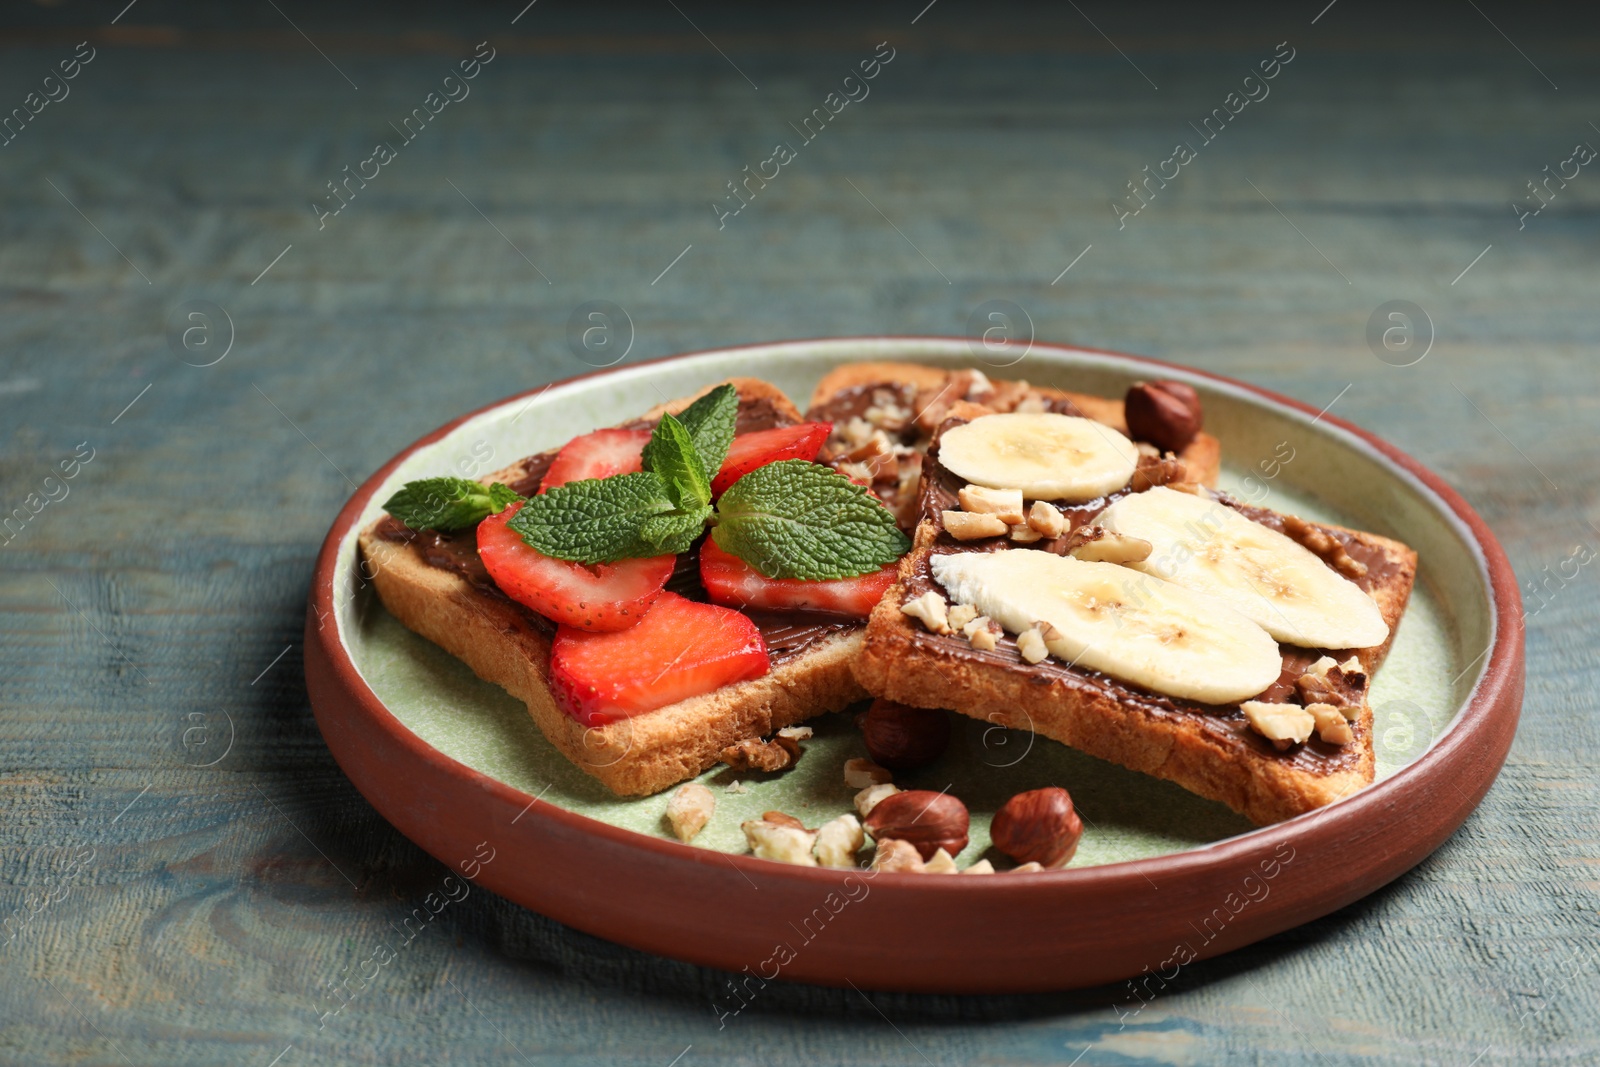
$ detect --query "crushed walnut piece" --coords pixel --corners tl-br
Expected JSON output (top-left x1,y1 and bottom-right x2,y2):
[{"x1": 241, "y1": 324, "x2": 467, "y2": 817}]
[
  {"x1": 943, "y1": 510, "x2": 1009, "y2": 540},
  {"x1": 814, "y1": 814, "x2": 865, "y2": 868},
  {"x1": 901, "y1": 590, "x2": 952, "y2": 634},
  {"x1": 664, "y1": 783, "x2": 716, "y2": 842},
  {"x1": 1009, "y1": 523, "x2": 1042, "y2": 543},
  {"x1": 870, "y1": 838, "x2": 925, "y2": 872},
  {"x1": 1282, "y1": 515, "x2": 1369, "y2": 579},
  {"x1": 854, "y1": 782, "x2": 900, "y2": 817},
  {"x1": 1016, "y1": 626, "x2": 1049, "y2": 664},
  {"x1": 1241, "y1": 700, "x2": 1316, "y2": 750},
  {"x1": 1027, "y1": 500, "x2": 1066, "y2": 539},
  {"x1": 742, "y1": 818, "x2": 818, "y2": 865},
  {"x1": 947, "y1": 602, "x2": 978, "y2": 631},
  {"x1": 1129, "y1": 450, "x2": 1189, "y2": 492},
  {"x1": 1066, "y1": 524, "x2": 1153, "y2": 565},
  {"x1": 958, "y1": 485, "x2": 1025, "y2": 524},
  {"x1": 1307, "y1": 703, "x2": 1354, "y2": 745},
  {"x1": 1296, "y1": 655, "x2": 1364, "y2": 712},
  {"x1": 720, "y1": 732, "x2": 804, "y2": 773},
  {"x1": 844, "y1": 757, "x2": 893, "y2": 789},
  {"x1": 964, "y1": 615, "x2": 1001, "y2": 651}
]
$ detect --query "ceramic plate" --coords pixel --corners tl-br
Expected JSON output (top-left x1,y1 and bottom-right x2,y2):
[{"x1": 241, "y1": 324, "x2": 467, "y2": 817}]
[{"x1": 306, "y1": 338, "x2": 1522, "y2": 992}]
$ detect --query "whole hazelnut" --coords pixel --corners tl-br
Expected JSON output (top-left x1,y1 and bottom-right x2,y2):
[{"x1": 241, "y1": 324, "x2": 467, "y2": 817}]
[
  {"x1": 1124, "y1": 380, "x2": 1203, "y2": 453},
  {"x1": 990, "y1": 787, "x2": 1084, "y2": 869},
  {"x1": 857, "y1": 699, "x2": 951, "y2": 770},
  {"x1": 863, "y1": 789, "x2": 970, "y2": 861}
]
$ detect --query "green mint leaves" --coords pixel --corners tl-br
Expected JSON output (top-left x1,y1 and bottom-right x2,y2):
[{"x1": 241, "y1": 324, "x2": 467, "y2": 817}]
[
  {"x1": 387, "y1": 383, "x2": 910, "y2": 581},
  {"x1": 382, "y1": 477, "x2": 523, "y2": 531},
  {"x1": 713, "y1": 460, "x2": 910, "y2": 580}
]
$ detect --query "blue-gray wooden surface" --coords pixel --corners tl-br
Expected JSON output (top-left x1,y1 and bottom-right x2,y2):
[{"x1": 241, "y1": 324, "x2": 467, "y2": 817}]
[{"x1": 3, "y1": 2, "x2": 1597, "y2": 1064}]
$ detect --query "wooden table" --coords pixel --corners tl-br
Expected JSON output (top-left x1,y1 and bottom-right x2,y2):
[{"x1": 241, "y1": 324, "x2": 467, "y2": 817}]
[{"x1": 3, "y1": 2, "x2": 1596, "y2": 1063}]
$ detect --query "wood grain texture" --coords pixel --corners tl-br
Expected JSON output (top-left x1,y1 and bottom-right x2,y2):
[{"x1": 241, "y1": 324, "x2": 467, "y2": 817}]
[{"x1": 2, "y1": 1, "x2": 1598, "y2": 1063}]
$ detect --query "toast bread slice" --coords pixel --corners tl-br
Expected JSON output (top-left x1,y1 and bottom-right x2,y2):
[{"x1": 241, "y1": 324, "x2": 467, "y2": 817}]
[
  {"x1": 805, "y1": 361, "x2": 1221, "y2": 527},
  {"x1": 359, "y1": 378, "x2": 869, "y2": 797},
  {"x1": 853, "y1": 419, "x2": 1418, "y2": 825}
]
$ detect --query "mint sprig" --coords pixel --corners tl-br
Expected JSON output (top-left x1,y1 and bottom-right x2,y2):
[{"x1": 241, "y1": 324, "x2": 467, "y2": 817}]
[
  {"x1": 713, "y1": 460, "x2": 910, "y2": 580},
  {"x1": 643, "y1": 412, "x2": 711, "y2": 511},
  {"x1": 382, "y1": 478, "x2": 523, "y2": 531}
]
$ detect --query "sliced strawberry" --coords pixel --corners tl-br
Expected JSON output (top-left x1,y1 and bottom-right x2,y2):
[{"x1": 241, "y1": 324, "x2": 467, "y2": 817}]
[
  {"x1": 476, "y1": 503, "x2": 673, "y2": 632},
  {"x1": 699, "y1": 538, "x2": 896, "y2": 619},
  {"x1": 540, "y1": 428, "x2": 651, "y2": 492},
  {"x1": 550, "y1": 591, "x2": 770, "y2": 726},
  {"x1": 712, "y1": 422, "x2": 832, "y2": 496}
]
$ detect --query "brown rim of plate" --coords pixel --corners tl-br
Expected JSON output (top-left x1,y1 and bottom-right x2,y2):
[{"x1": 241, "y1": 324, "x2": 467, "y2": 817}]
[{"x1": 305, "y1": 337, "x2": 1524, "y2": 993}]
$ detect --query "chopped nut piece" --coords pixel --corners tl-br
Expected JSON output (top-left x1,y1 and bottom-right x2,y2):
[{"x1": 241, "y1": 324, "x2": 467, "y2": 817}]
[
  {"x1": 854, "y1": 782, "x2": 901, "y2": 817},
  {"x1": 943, "y1": 510, "x2": 1009, "y2": 540},
  {"x1": 900, "y1": 590, "x2": 951, "y2": 634},
  {"x1": 1026, "y1": 500, "x2": 1066, "y2": 539},
  {"x1": 1241, "y1": 700, "x2": 1316, "y2": 750},
  {"x1": 957, "y1": 485, "x2": 1025, "y2": 524},
  {"x1": 961, "y1": 614, "x2": 993, "y2": 638},
  {"x1": 1282, "y1": 515, "x2": 1368, "y2": 579},
  {"x1": 923, "y1": 848, "x2": 959, "y2": 873},
  {"x1": 966, "y1": 619, "x2": 999, "y2": 651},
  {"x1": 762, "y1": 810, "x2": 809, "y2": 831},
  {"x1": 814, "y1": 814, "x2": 865, "y2": 868},
  {"x1": 959, "y1": 368, "x2": 994, "y2": 400},
  {"x1": 1012, "y1": 862, "x2": 1045, "y2": 874},
  {"x1": 1129, "y1": 450, "x2": 1189, "y2": 492},
  {"x1": 947, "y1": 603, "x2": 978, "y2": 631},
  {"x1": 961, "y1": 859, "x2": 996, "y2": 875},
  {"x1": 1008, "y1": 523, "x2": 1042, "y2": 543},
  {"x1": 1296, "y1": 655, "x2": 1364, "y2": 709},
  {"x1": 721, "y1": 733, "x2": 803, "y2": 773},
  {"x1": 870, "y1": 838, "x2": 926, "y2": 872},
  {"x1": 841, "y1": 416, "x2": 876, "y2": 449},
  {"x1": 843, "y1": 757, "x2": 893, "y2": 789},
  {"x1": 846, "y1": 431, "x2": 893, "y2": 462},
  {"x1": 1307, "y1": 703, "x2": 1354, "y2": 745},
  {"x1": 1339, "y1": 655, "x2": 1368, "y2": 686},
  {"x1": 776, "y1": 725, "x2": 813, "y2": 741},
  {"x1": 725, "y1": 780, "x2": 748, "y2": 795},
  {"x1": 1067, "y1": 524, "x2": 1154, "y2": 564},
  {"x1": 1038, "y1": 621, "x2": 1072, "y2": 662},
  {"x1": 1016, "y1": 626, "x2": 1049, "y2": 664},
  {"x1": 1014, "y1": 393, "x2": 1049, "y2": 414},
  {"x1": 664, "y1": 783, "x2": 716, "y2": 842},
  {"x1": 742, "y1": 819, "x2": 818, "y2": 865}
]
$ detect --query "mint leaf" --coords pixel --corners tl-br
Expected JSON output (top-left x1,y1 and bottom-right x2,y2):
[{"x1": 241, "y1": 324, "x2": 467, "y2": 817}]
[
  {"x1": 507, "y1": 472, "x2": 678, "y2": 563},
  {"x1": 383, "y1": 477, "x2": 524, "y2": 531},
  {"x1": 712, "y1": 460, "x2": 910, "y2": 580},
  {"x1": 672, "y1": 384, "x2": 738, "y2": 477},
  {"x1": 640, "y1": 506, "x2": 712, "y2": 555},
  {"x1": 640, "y1": 412, "x2": 711, "y2": 510}
]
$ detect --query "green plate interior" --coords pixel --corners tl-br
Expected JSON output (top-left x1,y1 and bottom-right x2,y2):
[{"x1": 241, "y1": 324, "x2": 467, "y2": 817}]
[{"x1": 338, "y1": 340, "x2": 1485, "y2": 867}]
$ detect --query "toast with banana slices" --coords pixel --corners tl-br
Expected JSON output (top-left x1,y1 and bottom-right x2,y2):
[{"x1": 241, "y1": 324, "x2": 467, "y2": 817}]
[
  {"x1": 805, "y1": 361, "x2": 1222, "y2": 528},
  {"x1": 853, "y1": 410, "x2": 1418, "y2": 825},
  {"x1": 360, "y1": 379, "x2": 880, "y2": 797}
]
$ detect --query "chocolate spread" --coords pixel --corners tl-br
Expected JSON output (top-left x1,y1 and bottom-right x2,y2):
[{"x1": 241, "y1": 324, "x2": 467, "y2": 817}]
[
  {"x1": 376, "y1": 395, "x2": 857, "y2": 663},
  {"x1": 904, "y1": 430, "x2": 1398, "y2": 775}
]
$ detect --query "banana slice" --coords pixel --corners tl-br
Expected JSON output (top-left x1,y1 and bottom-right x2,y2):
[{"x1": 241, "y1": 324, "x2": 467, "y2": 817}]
[
  {"x1": 1095, "y1": 487, "x2": 1388, "y2": 650},
  {"x1": 930, "y1": 549, "x2": 1281, "y2": 705},
  {"x1": 937, "y1": 413, "x2": 1138, "y2": 502}
]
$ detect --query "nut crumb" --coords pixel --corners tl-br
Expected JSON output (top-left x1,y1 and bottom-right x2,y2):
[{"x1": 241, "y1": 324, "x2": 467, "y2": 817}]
[
  {"x1": 943, "y1": 510, "x2": 1009, "y2": 540},
  {"x1": 843, "y1": 757, "x2": 893, "y2": 789},
  {"x1": 665, "y1": 783, "x2": 716, "y2": 842},
  {"x1": 854, "y1": 782, "x2": 901, "y2": 817},
  {"x1": 946, "y1": 603, "x2": 978, "y2": 631},
  {"x1": 1011, "y1": 862, "x2": 1045, "y2": 874},
  {"x1": 1027, "y1": 500, "x2": 1065, "y2": 539},
  {"x1": 967, "y1": 625, "x2": 999, "y2": 652},
  {"x1": 721, "y1": 733, "x2": 803, "y2": 773},
  {"x1": 1067, "y1": 525, "x2": 1153, "y2": 564},
  {"x1": 776, "y1": 725, "x2": 813, "y2": 741},
  {"x1": 957, "y1": 485, "x2": 1025, "y2": 524},
  {"x1": 742, "y1": 819, "x2": 818, "y2": 866},
  {"x1": 761, "y1": 810, "x2": 810, "y2": 831},
  {"x1": 900, "y1": 590, "x2": 951, "y2": 634},
  {"x1": 1307, "y1": 703, "x2": 1354, "y2": 744},
  {"x1": 869, "y1": 838, "x2": 925, "y2": 872},
  {"x1": 814, "y1": 814, "x2": 865, "y2": 868},
  {"x1": 923, "y1": 848, "x2": 959, "y2": 874},
  {"x1": 1241, "y1": 700, "x2": 1316, "y2": 750},
  {"x1": 1283, "y1": 515, "x2": 1368, "y2": 579},
  {"x1": 1017, "y1": 626, "x2": 1049, "y2": 664},
  {"x1": 1008, "y1": 523, "x2": 1042, "y2": 543},
  {"x1": 962, "y1": 859, "x2": 996, "y2": 875},
  {"x1": 725, "y1": 780, "x2": 748, "y2": 795}
]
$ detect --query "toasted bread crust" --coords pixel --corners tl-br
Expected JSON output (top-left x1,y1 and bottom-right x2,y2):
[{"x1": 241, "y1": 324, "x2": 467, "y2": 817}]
[
  {"x1": 359, "y1": 378, "x2": 868, "y2": 796},
  {"x1": 854, "y1": 515, "x2": 1417, "y2": 826}
]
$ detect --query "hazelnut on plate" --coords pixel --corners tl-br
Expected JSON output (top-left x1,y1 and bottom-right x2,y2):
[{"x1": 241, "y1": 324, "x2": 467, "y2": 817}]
[
  {"x1": 990, "y1": 787, "x2": 1084, "y2": 869},
  {"x1": 857, "y1": 699, "x2": 950, "y2": 770},
  {"x1": 863, "y1": 789, "x2": 970, "y2": 861}
]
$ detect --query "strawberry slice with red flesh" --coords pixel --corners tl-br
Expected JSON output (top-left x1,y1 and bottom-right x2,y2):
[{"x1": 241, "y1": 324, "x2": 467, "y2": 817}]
[
  {"x1": 540, "y1": 428, "x2": 652, "y2": 492},
  {"x1": 477, "y1": 503, "x2": 674, "y2": 632},
  {"x1": 699, "y1": 538, "x2": 896, "y2": 620},
  {"x1": 550, "y1": 591, "x2": 770, "y2": 726},
  {"x1": 711, "y1": 422, "x2": 832, "y2": 496}
]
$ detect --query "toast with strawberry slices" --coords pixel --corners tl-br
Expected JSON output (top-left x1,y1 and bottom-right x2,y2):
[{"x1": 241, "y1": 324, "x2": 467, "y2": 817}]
[
  {"x1": 806, "y1": 362, "x2": 1222, "y2": 528},
  {"x1": 359, "y1": 379, "x2": 879, "y2": 796}
]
